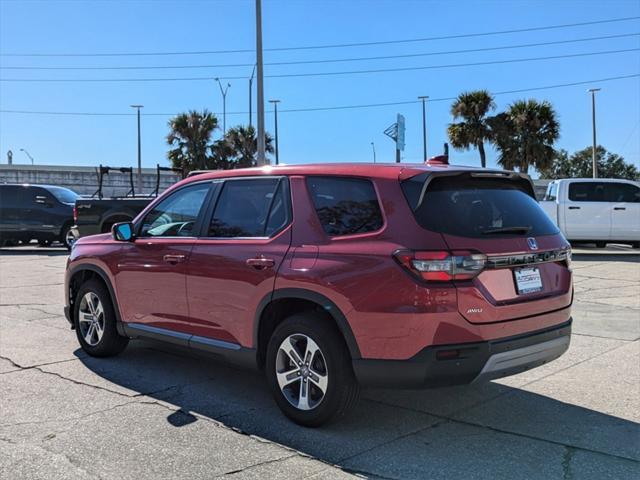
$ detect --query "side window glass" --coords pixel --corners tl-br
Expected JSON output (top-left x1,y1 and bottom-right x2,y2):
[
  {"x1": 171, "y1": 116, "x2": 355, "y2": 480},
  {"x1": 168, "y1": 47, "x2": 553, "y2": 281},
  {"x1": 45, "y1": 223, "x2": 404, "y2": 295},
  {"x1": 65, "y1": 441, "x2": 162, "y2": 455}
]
[
  {"x1": 608, "y1": 183, "x2": 640, "y2": 203},
  {"x1": 568, "y1": 182, "x2": 607, "y2": 202},
  {"x1": 209, "y1": 178, "x2": 285, "y2": 238},
  {"x1": 140, "y1": 182, "x2": 210, "y2": 237},
  {"x1": 306, "y1": 176, "x2": 383, "y2": 236}
]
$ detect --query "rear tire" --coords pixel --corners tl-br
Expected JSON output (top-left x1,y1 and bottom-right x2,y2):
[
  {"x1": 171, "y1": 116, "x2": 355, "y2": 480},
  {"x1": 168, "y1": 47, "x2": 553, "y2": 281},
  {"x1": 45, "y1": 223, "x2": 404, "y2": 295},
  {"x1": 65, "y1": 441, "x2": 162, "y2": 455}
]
[
  {"x1": 265, "y1": 312, "x2": 359, "y2": 427},
  {"x1": 74, "y1": 280, "x2": 128, "y2": 357},
  {"x1": 61, "y1": 224, "x2": 75, "y2": 251}
]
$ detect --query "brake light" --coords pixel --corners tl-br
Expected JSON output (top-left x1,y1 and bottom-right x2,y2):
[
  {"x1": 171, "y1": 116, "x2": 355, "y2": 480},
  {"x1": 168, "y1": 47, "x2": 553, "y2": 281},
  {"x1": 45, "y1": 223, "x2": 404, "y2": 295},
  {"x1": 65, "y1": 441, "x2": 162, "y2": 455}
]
[
  {"x1": 393, "y1": 250, "x2": 487, "y2": 282},
  {"x1": 73, "y1": 206, "x2": 77, "y2": 223}
]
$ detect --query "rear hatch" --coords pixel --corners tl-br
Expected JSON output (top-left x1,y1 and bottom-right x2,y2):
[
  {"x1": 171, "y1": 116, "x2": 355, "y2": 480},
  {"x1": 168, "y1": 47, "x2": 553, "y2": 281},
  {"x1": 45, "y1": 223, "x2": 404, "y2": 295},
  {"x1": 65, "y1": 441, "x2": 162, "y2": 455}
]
[{"x1": 401, "y1": 171, "x2": 572, "y2": 324}]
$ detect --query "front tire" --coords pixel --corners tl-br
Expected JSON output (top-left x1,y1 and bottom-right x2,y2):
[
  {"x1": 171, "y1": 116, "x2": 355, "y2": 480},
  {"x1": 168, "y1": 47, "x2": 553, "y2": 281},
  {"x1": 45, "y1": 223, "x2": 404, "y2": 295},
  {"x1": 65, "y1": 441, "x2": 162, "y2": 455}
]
[
  {"x1": 74, "y1": 280, "x2": 128, "y2": 357},
  {"x1": 265, "y1": 312, "x2": 359, "y2": 427}
]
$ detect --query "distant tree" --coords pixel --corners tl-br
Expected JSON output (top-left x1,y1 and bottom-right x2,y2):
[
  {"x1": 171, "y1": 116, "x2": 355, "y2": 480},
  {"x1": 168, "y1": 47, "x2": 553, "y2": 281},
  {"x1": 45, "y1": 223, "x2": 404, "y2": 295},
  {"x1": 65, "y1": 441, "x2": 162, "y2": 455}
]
[
  {"x1": 491, "y1": 99, "x2": 559, "y2": 174},
  {"x1": 447, "y1": 90, "x2": 496, "y2": 168},
  {"x1": 223, "y1": 125, "x2": 274, "y2": 168},
  {"x1": 166, "y1": 110, "x2": 218, "y2": 173},
  {"x1": 539, "y1": 146, "x2": 639, "y2": 180}
]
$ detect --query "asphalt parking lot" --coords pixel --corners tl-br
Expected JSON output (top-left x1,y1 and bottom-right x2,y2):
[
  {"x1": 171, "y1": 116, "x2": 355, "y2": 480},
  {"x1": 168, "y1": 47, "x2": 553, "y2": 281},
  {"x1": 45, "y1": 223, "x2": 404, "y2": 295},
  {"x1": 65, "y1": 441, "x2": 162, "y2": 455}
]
[{"x1": 0, "y1": 246, "x2": 638, "y2": 479}]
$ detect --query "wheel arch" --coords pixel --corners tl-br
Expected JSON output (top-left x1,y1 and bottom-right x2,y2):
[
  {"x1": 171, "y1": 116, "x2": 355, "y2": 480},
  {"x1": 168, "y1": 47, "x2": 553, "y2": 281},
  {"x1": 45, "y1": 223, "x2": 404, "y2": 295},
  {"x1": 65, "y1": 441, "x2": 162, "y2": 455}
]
[
  {"x1": 254, "y1": 288, "x2": 361, "y2": 368},
  {"x1": 99, "y1": 211, "x2": 136, "y2": 233},
  {"x1": 68, "y1": 264, "x2": 125, "y2": 336}
]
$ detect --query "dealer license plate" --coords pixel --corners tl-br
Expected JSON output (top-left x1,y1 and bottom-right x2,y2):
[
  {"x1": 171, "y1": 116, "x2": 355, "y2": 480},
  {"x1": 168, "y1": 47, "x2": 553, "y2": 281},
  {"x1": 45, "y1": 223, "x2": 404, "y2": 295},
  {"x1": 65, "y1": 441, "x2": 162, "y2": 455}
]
[{"x1": 514, "y1": 267, "x2": 543, "y2": 294}]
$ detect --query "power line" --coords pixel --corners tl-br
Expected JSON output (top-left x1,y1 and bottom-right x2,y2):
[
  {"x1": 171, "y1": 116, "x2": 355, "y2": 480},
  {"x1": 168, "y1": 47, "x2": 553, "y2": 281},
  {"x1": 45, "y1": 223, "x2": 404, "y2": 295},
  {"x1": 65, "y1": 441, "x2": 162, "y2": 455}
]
[
  {"x1": 1, "y1": 48, "x2": 637, "y2": 82},
  {"x1": 1, "y1": 73, "x2": 637, "y2": 116},
  {"x1": 1, "y1": 16, "x2": 638, "y2": 57},
  {"x1": 2, "y1": 32, "x2": 638, "y2": 70}
]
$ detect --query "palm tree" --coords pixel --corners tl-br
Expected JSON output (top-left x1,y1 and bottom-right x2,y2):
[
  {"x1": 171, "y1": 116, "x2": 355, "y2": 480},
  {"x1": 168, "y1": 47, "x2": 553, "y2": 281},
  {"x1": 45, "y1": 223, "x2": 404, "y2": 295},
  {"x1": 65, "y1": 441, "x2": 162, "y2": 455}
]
[
  {"x1": 166, "y1": 110, "x2": 218, "y2": 173},
  {"x1": 223, "y1": 125, "x2": 274, "y2": 168},
  {"x1": 447, "y1": 90, "x2": 496, "y2": 168},
  {"x1": 492, "y1": 99, "x2": 559, "y2": 174}
]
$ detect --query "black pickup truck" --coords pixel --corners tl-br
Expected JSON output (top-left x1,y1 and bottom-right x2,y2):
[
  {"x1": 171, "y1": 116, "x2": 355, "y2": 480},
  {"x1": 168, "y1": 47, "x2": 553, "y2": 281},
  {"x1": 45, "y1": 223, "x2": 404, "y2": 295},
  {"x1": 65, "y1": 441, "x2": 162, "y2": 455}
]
[{"x1": 75, "y1": 165, "x2": 183, "y2": 238}]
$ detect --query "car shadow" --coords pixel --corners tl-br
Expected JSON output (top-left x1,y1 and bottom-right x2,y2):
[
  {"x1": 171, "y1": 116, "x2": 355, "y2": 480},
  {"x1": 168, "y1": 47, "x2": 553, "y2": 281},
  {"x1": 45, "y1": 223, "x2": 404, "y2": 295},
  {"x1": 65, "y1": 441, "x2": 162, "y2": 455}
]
[
  {"x1": 0, "y1": 247, "x2": 68, "y2": 256},
  {"x1": 75, "y1": 340, "x2": 639, "y2": 478}
]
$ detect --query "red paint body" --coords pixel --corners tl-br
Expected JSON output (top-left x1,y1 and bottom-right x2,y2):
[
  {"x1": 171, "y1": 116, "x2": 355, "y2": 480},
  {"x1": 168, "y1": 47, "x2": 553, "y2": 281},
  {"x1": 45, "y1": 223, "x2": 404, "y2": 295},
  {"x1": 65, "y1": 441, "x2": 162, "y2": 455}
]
[{"x1": 66, "y1": 163, "x2": 572, "y2": 362}]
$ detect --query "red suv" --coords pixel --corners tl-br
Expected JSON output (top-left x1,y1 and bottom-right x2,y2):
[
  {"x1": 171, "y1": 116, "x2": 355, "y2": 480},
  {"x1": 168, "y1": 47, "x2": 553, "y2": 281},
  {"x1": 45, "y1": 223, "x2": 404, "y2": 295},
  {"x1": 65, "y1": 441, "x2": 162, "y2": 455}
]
[{"x1": 64, "y1": 163, "x2": 572, "y2": 426}]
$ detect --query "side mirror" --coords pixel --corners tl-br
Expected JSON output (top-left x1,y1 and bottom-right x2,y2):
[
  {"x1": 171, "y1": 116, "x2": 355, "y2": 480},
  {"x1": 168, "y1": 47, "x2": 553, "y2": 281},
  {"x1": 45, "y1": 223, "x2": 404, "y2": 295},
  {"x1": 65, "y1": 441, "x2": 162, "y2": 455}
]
[{"x1": 112, "y1": 222, "x2": 134, "y2": 242}]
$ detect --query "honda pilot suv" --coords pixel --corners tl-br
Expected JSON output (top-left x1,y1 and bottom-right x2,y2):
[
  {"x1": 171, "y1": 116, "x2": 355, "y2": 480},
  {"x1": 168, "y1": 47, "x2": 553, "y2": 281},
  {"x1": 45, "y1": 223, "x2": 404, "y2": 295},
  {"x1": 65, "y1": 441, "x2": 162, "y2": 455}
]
[{"x1": 64, "y1": 163, "x2": 572, "y2": 426}]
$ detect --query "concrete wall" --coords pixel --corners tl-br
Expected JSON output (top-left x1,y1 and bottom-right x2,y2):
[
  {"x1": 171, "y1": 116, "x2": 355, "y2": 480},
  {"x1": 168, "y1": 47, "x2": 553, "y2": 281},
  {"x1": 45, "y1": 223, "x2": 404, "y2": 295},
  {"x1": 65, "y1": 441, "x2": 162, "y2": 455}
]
[{"x1": 0, "y1": 164, "x2": 181, "y2": 197}]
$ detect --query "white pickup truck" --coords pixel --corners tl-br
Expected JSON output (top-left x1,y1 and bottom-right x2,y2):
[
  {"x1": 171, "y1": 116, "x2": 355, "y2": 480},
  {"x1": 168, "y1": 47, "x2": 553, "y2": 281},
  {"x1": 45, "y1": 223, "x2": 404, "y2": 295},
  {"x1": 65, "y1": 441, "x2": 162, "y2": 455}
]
[{"x1": 540, "y1": 178, "x2": 639, "y2": 248}]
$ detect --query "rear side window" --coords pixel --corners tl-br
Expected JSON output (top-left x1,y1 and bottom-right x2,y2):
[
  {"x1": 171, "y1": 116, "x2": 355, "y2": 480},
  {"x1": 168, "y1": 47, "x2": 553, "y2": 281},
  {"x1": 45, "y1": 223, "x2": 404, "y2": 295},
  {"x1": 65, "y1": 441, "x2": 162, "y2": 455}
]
[
  {"x1": 306, "y1": 176, "x2": 383, "y2": 236},
  {"x1": 607, "y1": 182, "x2": 639, "y2": 203},
  {"x1": 209, "y1": 178, "x2": 289, "y2": 238},
  {"x1": 401, "y1": 174, "x2": 559, "y2": 238}
]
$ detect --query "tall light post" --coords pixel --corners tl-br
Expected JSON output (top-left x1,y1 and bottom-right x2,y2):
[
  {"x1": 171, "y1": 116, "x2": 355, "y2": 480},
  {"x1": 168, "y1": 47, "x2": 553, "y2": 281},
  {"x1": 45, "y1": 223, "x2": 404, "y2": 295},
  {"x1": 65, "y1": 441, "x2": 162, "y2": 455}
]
[
  {"x1": 249, "y1": 64, "x2": 256, "y2": 128},
  {"x1": 130, "y1": 105, "x2": 143, "y2": 194},
  {"x1": 215, "y1": 78, "x2": 231, "y2": 135},
  {"x1": 370, "y1": 142, "x2": 376, "y2": 163},
  {"x1": 588, "y1": 88, "x2": 601, "y2": 178},
  {"x1": 418, "y1": 95, "x2": 429, "y2": 161},
  {"x1": 255, "y1": 0, "x2": 267, "y2": 165},
  {"x1": 269, "y1": 99, "x2": 280, "y2": 165},
  {"x1": 19, "y1": 148, "x2": 34, "y2": 165}
]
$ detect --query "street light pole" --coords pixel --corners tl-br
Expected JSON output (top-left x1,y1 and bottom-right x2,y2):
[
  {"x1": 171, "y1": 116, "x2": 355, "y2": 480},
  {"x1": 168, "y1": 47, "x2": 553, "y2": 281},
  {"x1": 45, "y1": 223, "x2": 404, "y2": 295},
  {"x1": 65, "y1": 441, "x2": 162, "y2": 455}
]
[
  {"x1": 588, "y1": 88, "x2": 601, "y2": 178},
  {"x1": 268, "y1": 100, "x2": 280, "y2": 165},
  {"x1": 371, "y1": 142, "x2": 376, "y2": 163},
  {"x1": 249, "y1": 64, "x2": 256, "y2": 128},
  {"x1": 255, "y1": 0, "x2": 267, "y2": 165},
  {"x1": 130, "y1": 105, "x2": 143, "y2": 194},
  {"x1": 418, "y1": 95, "x2": 429, "y2": 161},
  {"x1": 215, "y1": 78, "x2": 231, "y2": 135},
  {"x1": 19, "y1": 148, "x2": 34, "y2": 165}
]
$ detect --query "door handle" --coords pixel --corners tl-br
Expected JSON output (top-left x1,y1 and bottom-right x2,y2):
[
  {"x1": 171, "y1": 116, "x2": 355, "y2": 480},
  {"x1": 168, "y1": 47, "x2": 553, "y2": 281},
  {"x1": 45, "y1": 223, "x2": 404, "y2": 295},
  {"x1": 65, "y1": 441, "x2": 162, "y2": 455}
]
[
  {"x1": 568, "y1": 206, "x2": 580, "y2": 210},
  {"x1": 614, "y1": 207, "x2": 626, "y2": 211},
  {"x1": 163, "y1": 254, "x2": 186, "y2": 264},
  {"x1": 246, "y1": 257, "x2": 275, "y2": 270}
]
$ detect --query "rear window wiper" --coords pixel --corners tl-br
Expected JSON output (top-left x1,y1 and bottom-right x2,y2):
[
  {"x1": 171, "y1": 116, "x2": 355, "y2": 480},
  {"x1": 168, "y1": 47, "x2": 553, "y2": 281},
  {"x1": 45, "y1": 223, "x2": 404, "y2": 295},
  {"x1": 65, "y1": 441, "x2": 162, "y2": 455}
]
[{"x1": 482, "y1": 226, "x2": 532, "y2": 235}]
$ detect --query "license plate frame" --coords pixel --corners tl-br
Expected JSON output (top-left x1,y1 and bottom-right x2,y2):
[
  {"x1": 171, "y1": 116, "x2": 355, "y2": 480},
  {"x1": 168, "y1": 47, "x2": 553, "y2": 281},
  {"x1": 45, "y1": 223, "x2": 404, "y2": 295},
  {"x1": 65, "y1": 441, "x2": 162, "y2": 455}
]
[{"x1": 514, "y1": 267, "x2": 543, "y2": 295}]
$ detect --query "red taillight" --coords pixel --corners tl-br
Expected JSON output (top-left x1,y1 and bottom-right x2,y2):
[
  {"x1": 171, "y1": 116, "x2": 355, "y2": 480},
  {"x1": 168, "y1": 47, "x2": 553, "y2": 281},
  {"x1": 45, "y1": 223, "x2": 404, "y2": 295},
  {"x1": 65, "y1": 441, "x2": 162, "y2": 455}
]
[
  {"x1": 73, "y1": 206, "x2": 77, "y2": 223},
  {"x1": 393, "y1": 250, "x2": 487, "y2": 282}
]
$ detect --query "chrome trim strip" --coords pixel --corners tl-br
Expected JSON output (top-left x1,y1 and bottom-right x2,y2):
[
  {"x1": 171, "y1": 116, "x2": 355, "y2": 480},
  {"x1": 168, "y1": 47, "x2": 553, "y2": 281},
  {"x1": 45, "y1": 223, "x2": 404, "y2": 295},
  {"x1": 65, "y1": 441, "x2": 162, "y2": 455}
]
[
  {"x1": 190, "y1": 335, "x2": 241, "y2": 351},
  {"x1": 486, "y1": 248, "x2": 570, "y2": 269},
  {"x1": 126, "y1": 322, "x2": 191, "y2": 341}
]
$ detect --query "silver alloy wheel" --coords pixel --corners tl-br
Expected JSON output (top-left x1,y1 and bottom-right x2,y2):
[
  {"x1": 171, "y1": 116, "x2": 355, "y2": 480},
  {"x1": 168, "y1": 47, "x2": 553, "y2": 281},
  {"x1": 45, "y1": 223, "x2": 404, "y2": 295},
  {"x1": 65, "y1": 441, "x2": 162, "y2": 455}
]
[
  {"x1": 275, "y1": 333, "x2": 328, "y2": 411},
  {"x1": 65, "y1": 228, "x2": 77, "y2": 248},
  {"x1": 78, "y1": 292, "x2": 105, "y2": 346}
]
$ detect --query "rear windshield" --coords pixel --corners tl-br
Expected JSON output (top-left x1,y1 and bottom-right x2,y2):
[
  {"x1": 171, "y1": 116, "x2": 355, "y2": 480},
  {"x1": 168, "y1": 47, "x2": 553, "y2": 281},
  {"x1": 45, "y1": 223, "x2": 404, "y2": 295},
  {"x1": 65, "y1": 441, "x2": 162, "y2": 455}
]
[
  {"x1": 47, "y1": 186, "x2": 78, "y2": 204},
  {"x1": 401, "y1": 174, "x2": 559, "y2": 238}
]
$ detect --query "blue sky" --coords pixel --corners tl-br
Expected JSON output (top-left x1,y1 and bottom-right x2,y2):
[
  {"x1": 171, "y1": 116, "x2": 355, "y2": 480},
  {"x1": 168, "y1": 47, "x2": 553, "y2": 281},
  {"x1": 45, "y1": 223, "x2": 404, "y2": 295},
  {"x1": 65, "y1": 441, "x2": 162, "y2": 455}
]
[{"x1": 1, "y1": 0, "x2": 639, "y2": 178}]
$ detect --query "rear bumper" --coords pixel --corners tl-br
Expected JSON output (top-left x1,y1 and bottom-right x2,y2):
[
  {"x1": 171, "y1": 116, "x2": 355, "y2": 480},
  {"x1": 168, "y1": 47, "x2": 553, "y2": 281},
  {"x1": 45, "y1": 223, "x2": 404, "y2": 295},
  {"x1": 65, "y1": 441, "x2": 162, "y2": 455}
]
[{"x1": 352, "y1": 318, "x2": 571, "y2": 388}]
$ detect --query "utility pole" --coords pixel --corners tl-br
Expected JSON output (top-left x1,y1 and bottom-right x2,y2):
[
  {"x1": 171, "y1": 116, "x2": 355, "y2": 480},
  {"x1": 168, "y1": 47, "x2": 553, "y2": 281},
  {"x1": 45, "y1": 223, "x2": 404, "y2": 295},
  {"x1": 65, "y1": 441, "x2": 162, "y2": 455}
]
[
  {"x1": 588, "y1": 88, "x2": 601, "y2": 178},
  {"x1": 130, "y1": 105, "x2": 143, "y2": 194},
  {"x1": 269, "y1": 99, "x2": 280, "y2": 165},
  {"x1": 215, "y1": 78, "x2": 231, "y2": 135},
  {"x1": 249, "y1": 64, "x2": 256, "y2": 128},
  {"x1": 255, "y1": 0, "x2": 267, "y2": 165},
  {"x1": 20, "y1": 148, "x2": 34, "y2": 165},
  {"x1": 371, "y1": 142, "x2": 376, "y2": 163},
  {"x1": 418, "y1": 95, "x2": 429, "y2": 161}
]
